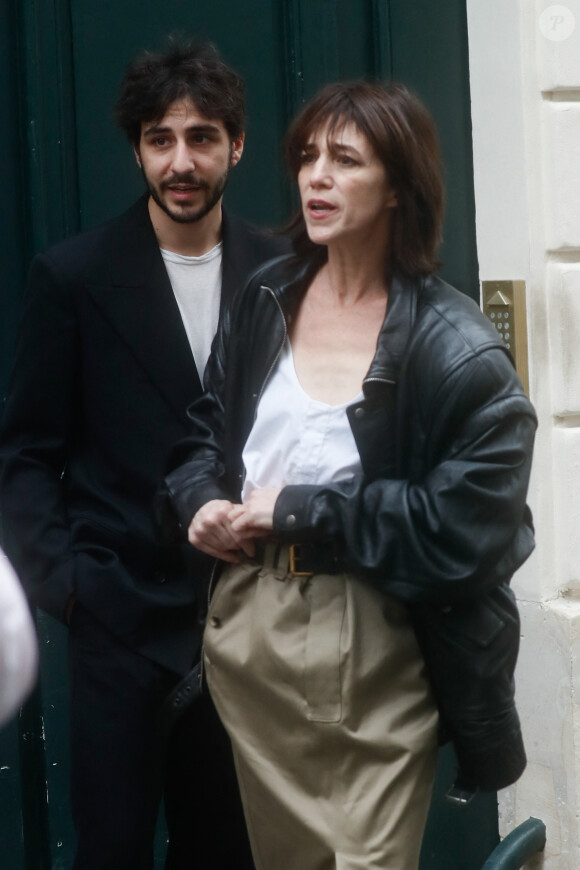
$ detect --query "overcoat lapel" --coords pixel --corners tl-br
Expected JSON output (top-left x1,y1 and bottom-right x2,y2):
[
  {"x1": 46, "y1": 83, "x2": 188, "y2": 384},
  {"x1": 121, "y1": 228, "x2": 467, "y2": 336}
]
[
  {"x1": 221, "y1": 210, "x2": 267, "y2": 310},
  {"x1": 86, "y1": 198, "x2": 202, "y2": 420}
]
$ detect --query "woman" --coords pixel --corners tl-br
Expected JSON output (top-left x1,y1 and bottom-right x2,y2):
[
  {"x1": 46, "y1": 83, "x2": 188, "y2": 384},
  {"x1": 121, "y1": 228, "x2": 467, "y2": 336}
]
[{"x1": 164, "y1": 82, "x2": 536, "y2": 869}]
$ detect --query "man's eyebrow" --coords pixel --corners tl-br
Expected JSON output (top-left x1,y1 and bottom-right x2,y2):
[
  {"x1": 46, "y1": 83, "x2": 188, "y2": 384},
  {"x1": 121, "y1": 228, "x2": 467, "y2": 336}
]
[{"x1": 142, "y1": 122, "x2": 221, "y2": 137}]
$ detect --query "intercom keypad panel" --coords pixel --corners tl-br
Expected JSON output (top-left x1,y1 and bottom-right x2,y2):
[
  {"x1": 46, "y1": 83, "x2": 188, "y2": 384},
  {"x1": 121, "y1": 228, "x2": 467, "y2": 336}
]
[{"x1": 482, "y1": 280, "x2": 529, "y2": 395}]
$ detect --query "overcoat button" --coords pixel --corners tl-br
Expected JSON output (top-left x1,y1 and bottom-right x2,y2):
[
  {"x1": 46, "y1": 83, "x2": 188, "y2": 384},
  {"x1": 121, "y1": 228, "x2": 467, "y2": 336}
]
[
  {"x1": 354, "y1": 407, "x2": 365, "y2": 419},
  {"x1": 209, "y1": 616, "x2": 222, "y2": 628},
  {"x1": 286, "y1": 514, "x2": 296, "y2": 528}
]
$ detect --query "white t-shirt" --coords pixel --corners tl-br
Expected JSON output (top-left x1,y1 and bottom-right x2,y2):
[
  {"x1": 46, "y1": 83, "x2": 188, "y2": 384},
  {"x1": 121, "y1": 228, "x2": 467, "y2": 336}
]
[
  {"x1": 242, "y1": 340, "x2": 362, "y2": 501},
  {"x1": 161, "y1": 243, "x2": 223, "y2": 378},
  {"x1": 0, "y1": 549, "x2": 37, "y2": 726}
]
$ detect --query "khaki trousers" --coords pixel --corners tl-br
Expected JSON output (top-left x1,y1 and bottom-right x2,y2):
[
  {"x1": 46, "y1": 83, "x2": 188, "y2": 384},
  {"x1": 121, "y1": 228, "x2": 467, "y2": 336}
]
[{"x1": 204, "y1": 553, "x2": 439, "y2": 870}]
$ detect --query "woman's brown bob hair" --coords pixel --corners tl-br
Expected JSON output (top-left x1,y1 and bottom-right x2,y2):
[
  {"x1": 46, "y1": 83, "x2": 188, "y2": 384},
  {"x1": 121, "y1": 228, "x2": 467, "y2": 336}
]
[{"x1": 285, "y1": 81, "x2": 445, "y2": 277}]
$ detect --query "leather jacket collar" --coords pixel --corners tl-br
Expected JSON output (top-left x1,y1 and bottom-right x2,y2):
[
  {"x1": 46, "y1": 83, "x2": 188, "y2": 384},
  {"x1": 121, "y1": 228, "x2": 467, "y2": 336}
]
[{"x1": 262, "y1": 248, "x2": 422, "y2": 391}]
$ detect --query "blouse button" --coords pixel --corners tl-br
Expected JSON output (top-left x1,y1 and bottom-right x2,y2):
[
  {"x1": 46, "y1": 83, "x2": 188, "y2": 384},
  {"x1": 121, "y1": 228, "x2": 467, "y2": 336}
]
[{"x1": 286, "y1": 514, "x2": 296, "y2": 528}]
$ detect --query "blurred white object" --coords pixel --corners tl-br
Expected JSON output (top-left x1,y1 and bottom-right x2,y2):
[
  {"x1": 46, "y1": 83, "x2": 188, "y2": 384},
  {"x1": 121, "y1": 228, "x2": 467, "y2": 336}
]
[{"x1": 0, "y1": 548, "x2": 38, "y2": 726}]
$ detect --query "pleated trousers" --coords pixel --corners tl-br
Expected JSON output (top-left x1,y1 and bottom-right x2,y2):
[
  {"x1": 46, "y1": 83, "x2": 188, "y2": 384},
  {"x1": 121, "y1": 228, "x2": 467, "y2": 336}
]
[{"x1": 204, "y1": 554, "x2": 439, "y2": 870}]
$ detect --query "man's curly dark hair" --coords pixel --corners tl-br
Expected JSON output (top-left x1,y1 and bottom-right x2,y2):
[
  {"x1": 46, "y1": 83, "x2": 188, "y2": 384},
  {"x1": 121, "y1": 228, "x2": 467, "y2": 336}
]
[{"x1": 115, "y1": 38, "x2": 246, "y2": 148}]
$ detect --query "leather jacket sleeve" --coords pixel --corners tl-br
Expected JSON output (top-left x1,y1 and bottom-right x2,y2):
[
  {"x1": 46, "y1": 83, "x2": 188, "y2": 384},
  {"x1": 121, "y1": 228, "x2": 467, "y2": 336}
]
[
  {"x1": 163, "y1": 302, "x2": 234, "y2": 532},
  {"x1": 273, "y1": 346, "x2": 536, "y2": 604}
]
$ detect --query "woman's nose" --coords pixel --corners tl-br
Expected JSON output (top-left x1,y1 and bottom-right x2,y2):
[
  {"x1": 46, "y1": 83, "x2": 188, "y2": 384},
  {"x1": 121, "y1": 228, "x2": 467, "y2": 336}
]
[{"x1": 309, "y1": 156, "x2": 332, "y2": 187}]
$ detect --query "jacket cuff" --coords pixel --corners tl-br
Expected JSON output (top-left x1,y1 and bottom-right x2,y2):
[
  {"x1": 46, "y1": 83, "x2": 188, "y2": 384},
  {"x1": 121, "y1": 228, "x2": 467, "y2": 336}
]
[
  {"x1": 166, "y1": 481, "x2": 229, "y2": 535},
  {"x1": 273, "y1": 485, "x2": 320, "y2": 540}
]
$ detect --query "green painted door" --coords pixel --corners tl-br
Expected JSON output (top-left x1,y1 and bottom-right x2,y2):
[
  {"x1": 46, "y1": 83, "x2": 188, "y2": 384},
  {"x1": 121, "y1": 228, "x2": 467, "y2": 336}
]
[{"x1": 1, "y1": 1, "x2": 494, "y2": 867}]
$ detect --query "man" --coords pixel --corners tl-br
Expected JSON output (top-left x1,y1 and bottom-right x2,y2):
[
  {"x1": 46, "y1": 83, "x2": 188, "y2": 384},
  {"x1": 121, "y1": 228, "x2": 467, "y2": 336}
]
[{"x1": 0, "y1": 40, "x2": 288, "y2": 869}]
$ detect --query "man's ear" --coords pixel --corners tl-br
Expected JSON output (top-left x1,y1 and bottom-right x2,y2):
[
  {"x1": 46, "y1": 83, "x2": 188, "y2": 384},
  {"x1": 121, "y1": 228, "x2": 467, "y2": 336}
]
[
  {"x1": 133, "y1": 146, "x2": 142, "y2": 169},
  {"x1": 230, "y1": 132, "x2": 245, "y2": 168}
]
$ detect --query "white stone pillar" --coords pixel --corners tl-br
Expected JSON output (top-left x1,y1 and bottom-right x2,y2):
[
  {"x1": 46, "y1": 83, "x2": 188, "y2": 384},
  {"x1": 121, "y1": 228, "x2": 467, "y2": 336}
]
[{"x1": 467, "y1": 1, "x2": 580, "y2": 866}]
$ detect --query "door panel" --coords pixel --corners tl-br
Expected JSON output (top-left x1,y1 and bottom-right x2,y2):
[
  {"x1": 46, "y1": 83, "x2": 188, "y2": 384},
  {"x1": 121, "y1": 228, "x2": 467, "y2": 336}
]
[
  {"x1": 0, "y1": 0, "x2": 28, "y2": 396},
  {"x1": 0, "y1": 5, "x2": 37, "y2": 868},
  {"x1": 389, "y1": 0, "x2": 479, "y2": 296}
]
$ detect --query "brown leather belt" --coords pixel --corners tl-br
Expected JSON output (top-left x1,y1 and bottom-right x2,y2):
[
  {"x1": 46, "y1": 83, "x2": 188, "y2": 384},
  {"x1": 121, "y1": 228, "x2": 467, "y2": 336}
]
[{"x1": 254, "y1": 541, "x2": 344, "y2": 576}]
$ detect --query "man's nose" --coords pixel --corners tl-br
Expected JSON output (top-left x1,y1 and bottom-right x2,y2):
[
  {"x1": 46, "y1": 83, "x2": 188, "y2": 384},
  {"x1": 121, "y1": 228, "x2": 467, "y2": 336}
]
[{"x1": 171, "y1": 140, "x2": 195, "y2": 173}]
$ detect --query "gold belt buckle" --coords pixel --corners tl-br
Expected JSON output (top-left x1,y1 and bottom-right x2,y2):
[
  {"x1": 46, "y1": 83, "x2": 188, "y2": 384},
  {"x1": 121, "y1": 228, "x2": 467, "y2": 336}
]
[{"x1": 288, "y1": 544, "x2": 312, "y2": 576}]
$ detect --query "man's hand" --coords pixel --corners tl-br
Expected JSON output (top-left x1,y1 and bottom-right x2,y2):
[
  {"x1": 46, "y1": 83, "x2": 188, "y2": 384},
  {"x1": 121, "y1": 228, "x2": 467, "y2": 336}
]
[{"x1": 188, "y1": 499, "x2": 256, "y2": 562}]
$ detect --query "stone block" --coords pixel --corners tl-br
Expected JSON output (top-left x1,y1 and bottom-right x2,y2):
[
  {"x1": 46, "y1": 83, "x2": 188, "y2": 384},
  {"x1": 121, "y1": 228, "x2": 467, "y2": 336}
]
[
  {"x1": 500, "y1": 599, "x2": 580, "y2": 867},
  {"x1": 537, "y1": 0, "x2": 580, "y2": 90},
  {"x1": 543, "y1": 103, "x2": 580, "y2": 250},
  {"x1": 551, "y1": 428, "x2": 580, "y2": 591},
  {"x1": 466, "y1": 0, "x2": 530, "y2": 277},
  {"x1": 547, "y1": 263, "x2": 580, "y2": 414}
]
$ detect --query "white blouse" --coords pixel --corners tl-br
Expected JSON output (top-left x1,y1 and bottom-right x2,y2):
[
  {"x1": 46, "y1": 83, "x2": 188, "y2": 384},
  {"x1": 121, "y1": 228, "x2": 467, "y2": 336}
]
[{"x1": 241, "y1": 340, "x2": 362, "y2": 501}]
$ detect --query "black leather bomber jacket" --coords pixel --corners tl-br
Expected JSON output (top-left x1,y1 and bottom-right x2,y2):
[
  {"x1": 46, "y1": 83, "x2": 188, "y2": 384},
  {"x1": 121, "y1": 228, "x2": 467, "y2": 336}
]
[{"x1": 164, "y1": 251, "x2": 537, "y2": 792}]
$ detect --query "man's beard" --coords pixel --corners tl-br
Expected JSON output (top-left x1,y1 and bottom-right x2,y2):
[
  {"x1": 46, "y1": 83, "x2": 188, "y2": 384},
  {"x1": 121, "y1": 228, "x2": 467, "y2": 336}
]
[{"x1": 142, "y1": 167, "x2": 230, "y2": 225}]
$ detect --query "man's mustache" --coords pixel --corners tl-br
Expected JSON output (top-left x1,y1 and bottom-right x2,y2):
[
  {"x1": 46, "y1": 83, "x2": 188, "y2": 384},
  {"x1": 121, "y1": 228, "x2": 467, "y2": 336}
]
[{"x1": 161, "y1": 174, "x2": 209, "y2": 190}]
